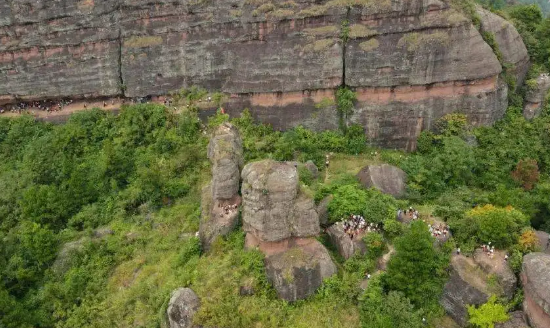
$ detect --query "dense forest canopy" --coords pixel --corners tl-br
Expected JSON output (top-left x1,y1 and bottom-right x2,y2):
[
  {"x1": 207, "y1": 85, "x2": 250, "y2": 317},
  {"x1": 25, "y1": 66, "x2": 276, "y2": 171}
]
[{"x1": 1, "y1": 1, "x2": 550, "y2": 328}]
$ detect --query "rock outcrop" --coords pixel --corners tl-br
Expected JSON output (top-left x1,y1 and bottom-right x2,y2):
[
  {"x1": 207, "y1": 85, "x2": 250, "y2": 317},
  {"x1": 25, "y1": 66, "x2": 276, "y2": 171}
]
[
  {"x1": 241, "y1": 160, "x2": 319, "y2": 242},
  {"x1": 521, "y1": 253, "x2": 550, "y2": 328},
  {"x1": 166, "y1": 288, "x2": 201, "y2": 328},
  {"x1": 242, "y1": 159, "x2": 336, "y2": 301},
  {"x1": 477, "y1": 8, "x2": 530, "y2": 87},
  {"x1": 326, "y1": 222, "x2": 367, "y2": 260},
  {"x1": 535, "y1": 231, "x2": 550, "y2": 254},
  {"x1": 495, "y1": 311, "x2": 530, "y2": 328},
  {"x1": 317, "y1": 195, "x2": 333, "y2": 227},
  {"x1": 472, "y1": 248, "x2": 517, "y2": 299},
  {"x1": 356, "y1": 164, "x2": 407, "y2": 197},
  {"x1": 441, "y1": 253, "x2": 516, "y2": 326},
  {"x1": 524, "y1": 74, "x2": 550, "y2": 120},
  {"x1": 0, "y1": 0, "x2": 529, "y2": 149},
  {"x1": 199, "y1": 123, "x2": 243, "y2": 251}
]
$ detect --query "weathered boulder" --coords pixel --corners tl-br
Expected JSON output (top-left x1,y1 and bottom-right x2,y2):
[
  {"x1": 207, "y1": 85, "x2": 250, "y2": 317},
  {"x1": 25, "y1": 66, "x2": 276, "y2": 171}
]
[
  {"x1": 199, "y1": 123, "x2": 243, "y2": 251},
  {"x1": 264, "y1": 240, "x2": 337, "y2": 302},
  {"x1": 304, "y1": 160, "x2": 319, "y2": 179},
  {"x1": 521, "y1": 253, "x2": 550, "y2": 328},
  {"x1": 535, "y1": 231, "x2": 550, "y2": 254},
  {"x1": 477, "y1": 7, "x2": 530, "y2": 87},
  {"x1": 441, "y1": 255, "x2": 498, "y2": 326},
  {"x1": 326, "y1": 222, "x2": 367, "y2": 260},
  {"x1": 524, "y1": 74, "x2": 550, "y2": 120},
  {"x1": 473, "y1": 248, "x2": 517, "y2": 299},
  {"x1": 242, "y1": 159, "x2": 336, "y2": 301},
  {"x1": 317, "y1": 195, "x2": 333, "y2": 227},
  {"x1": 241, "y1": 160, "x2": 319, "y2": 242},
  {"x1": 166, "y1": 288, "x2": 201, "y2": 328},
  {"x1": 356, "y1": 164, "x2": 407, "y2": 197},
  {"x1": 495, "y1": 311, "x2": 530, "y2": 328}
]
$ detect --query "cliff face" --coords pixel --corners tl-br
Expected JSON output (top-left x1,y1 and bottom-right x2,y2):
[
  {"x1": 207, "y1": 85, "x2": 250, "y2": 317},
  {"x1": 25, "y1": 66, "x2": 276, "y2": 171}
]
[{"x1": 0, "y1": 0, "x2": 528, "y2": 149}]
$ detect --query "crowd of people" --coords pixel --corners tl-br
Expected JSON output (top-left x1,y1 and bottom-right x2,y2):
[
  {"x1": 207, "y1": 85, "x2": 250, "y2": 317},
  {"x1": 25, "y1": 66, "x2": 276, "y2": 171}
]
[
  {"x1": 397, "y1": 207, "x2": 419, "y2": 221},
  {"x1": 341, "y1": 214, "x2": 381, "y2": 240},
  {"x1": 0, "y1": 99, "x2": 74, "y2": 114},
  {"x1": 218, "y1": 203, "x2": 238, "y2": 218},
  {"x1": 481, "y1": 243, "x2": 496, "y2": 258},
  {"x1": 428, "y1": 222, "x2": 449, "y2": 239}
]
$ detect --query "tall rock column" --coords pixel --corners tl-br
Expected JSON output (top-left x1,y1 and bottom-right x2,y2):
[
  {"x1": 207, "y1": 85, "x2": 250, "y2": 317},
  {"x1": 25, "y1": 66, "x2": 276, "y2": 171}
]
[
  {"x1": 199, "y1": 123, "x2": 243, "y2": 251},
  {"x1": 241, "y1": 160, "x2": 336, "y2": 302}
]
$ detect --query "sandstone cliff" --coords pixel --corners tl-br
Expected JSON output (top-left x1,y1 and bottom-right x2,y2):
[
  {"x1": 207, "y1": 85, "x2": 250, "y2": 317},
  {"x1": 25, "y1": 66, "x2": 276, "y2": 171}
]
[{"x1": 0, "y1": 0, "x2": 529, "y2": 149}]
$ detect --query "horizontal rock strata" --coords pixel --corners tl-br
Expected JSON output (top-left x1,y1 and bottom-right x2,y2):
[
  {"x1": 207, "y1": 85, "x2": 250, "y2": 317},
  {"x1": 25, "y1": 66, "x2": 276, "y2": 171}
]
[{"x1": 0, "y1": 0, "x2": 529, "y2": 149}]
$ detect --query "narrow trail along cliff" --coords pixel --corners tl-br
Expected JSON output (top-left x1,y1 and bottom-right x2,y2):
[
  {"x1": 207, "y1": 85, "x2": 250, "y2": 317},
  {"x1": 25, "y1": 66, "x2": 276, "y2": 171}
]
[{"x1": 0, "y1": 0, "x2": 529, "y2": 150}]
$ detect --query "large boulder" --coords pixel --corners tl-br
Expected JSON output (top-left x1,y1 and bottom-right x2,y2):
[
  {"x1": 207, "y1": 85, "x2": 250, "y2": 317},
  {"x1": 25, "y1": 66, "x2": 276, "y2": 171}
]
[
  {"x1": 477, "y1": 7, "x2": 530, "y2": 88},
  {"x1": 241, "y1": 160, "x2": 319, "y2": 242},
  {"x1": 199, "y1": 123, "x2": 243, "y2": 251},
  {"x1": 521, "y1": 253, "x2": 550, "y2": 328},
  {"x1": 356, "y1": 164, "x2": 407, "y2": 197},
  {"x1": 166, "y1": 288, "x2": 201, "y2": 328},
  {"x1": 472, "y1": 248, "x2": 517, "y2": 299},
  {"x1": 242, "y1": 159, "x2": 336, "y2": 301},
  {"x1": 326, "y1": 222, "x2": 367, "y2": 260},
  {"x1": 495, "y1": 311, "x2": 530, "y2": 328},
  {"x1": 264, "y1": 240, "x2": 337, "y2": 302},
  {"x1": 524, "y1": 74, "x2": 550, "y2": 120},
  {"x1": 441, "y1": 255, "x2": 501, "y2": 326}
]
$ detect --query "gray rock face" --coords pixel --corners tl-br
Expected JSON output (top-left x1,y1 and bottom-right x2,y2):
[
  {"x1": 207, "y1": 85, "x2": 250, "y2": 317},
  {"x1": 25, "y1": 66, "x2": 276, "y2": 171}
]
[
  {"x1": 326, "y1": 222, "x2": 367, "y2": 260},
  {"x1": 473, "y1": 248, "x2": 517, "y2": 300},
  {"x1": 535, "y1": 231, "x2": 550, "y2": 255},
  {"x1": 317, "y1": 195, "x2": 333, "y2": 227},
  {"x1": 199, "y1": 123, "x2": 243, "y2": 251},
  {"x1": 0, "y1": 0, "x2": 529, "y2": 150},
  {"x1": 207, "y1": 123, "x2": 244, "y2": 201},
  {"x1": 524, "y1": 74, "x2": 550, "y2": 120},
  {"x1": 440, "y1": 255, "x2": 491, "y2": 326},
  {"x1": 304, "y1": 161, "x2": 319, "y2": 179},
  {"x1": 241, "y1": 160, "x2": 319, "y2": 242},
  {"x1": 495, "y1": 311, "x2": 530, "y2": 328},
  {"x1": 264, "y1": 240, "x2": 337, "y2": 302},
  {"x1": 166, "y1": 288, "x2": 201, "y2": 328},
  {"x1": 521, "y1": 253, "x2": 550, "y2": 328},
  {"x1": 242, "y1": 159, "x2": 336, "y2": 301},
  {"x1": 477, "y1": 8, "x2": 530, "y2": 87},
  {"x1": 357, "y1": 164, "x2": 407, "y2": 197}
]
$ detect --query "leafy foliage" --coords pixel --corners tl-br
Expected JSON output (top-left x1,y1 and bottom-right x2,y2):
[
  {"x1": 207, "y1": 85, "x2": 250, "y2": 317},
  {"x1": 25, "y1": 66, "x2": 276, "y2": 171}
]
[
  {"x1": 468, "y1": 295, "x2": 509, "y2": 328},
  {"x1": 384, "y1": 221, "x2": 447, "y2": 308}
]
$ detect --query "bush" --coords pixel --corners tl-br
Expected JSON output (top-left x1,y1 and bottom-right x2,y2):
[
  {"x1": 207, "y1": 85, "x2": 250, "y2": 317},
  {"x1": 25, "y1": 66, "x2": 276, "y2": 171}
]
[
  {"x1": 468, "y1": 295, "x2": 509, "y2": 328},
  {"x1": 465, "y1": 205, "x2": 529, "y2": 248}
]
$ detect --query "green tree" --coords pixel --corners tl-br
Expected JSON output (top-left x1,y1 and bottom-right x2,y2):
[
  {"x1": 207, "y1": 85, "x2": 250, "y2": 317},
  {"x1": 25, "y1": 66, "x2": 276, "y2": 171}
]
[
  {"x1": 468, "y1": 295, "x2": 509, "y2": 328},
  {"x1": 360, "y1": 275, "x2": 423, "y2": 328},
  {"x1": 385, "y1": 221, "x2": 446, "y2": 308}
]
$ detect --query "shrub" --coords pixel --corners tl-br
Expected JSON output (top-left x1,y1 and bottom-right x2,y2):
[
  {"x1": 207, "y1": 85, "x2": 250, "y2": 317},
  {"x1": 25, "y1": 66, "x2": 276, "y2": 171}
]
[
  {"x1": 465, "y1": 205, "x2": 529, "y2": 248},
  {"x1": 468, "y1": 295, "x2": 509, "y2": 328},
  {"x1": 511, "y1": 159, "x2": 540, "y2": 190}
]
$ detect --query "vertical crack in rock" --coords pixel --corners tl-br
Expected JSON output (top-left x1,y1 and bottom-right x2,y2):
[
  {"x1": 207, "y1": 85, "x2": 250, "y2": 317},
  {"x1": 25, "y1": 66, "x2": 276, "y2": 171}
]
[
  {"x1": 341, "y1": 6, "x2": 351, "y2": 88},
  {"x1": 116, "y1": 2, "x2": 125, "y2": 97}
]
